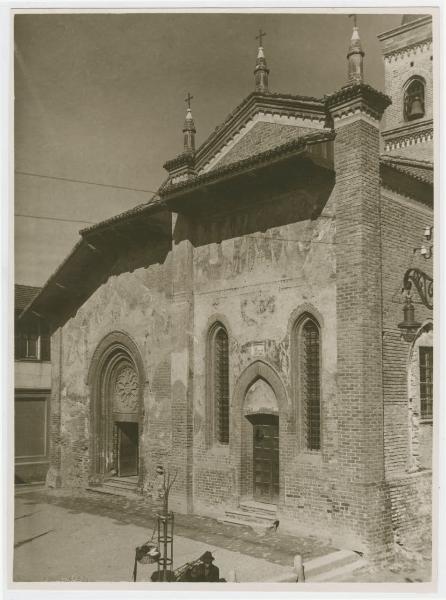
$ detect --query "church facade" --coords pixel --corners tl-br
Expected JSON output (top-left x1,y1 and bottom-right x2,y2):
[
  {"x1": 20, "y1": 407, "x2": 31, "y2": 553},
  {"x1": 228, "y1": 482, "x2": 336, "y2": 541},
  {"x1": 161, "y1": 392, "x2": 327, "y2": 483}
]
[{"x1": 20, "y1": 15, "x2": 434, "y2": 557}]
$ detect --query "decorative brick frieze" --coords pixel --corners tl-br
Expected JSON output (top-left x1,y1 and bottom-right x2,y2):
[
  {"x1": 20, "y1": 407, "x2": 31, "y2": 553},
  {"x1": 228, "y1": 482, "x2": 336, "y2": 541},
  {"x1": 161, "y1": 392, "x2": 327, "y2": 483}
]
[
  {"x1": 383, "y1": 126, "x2": 433, "y2": 152},
  {"x1": 383, "y1": 39, "x2": 432, "y2": 63}
]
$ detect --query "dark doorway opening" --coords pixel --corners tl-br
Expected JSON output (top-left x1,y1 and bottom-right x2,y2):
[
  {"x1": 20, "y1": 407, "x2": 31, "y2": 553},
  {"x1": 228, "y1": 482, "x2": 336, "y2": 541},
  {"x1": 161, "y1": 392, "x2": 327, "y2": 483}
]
[
  {"x1": 252, "y1": 414, "x2": 279, "y2": 504},
  {"x1": 117, "y1": 422, "x2": 138, "y2": 477}
]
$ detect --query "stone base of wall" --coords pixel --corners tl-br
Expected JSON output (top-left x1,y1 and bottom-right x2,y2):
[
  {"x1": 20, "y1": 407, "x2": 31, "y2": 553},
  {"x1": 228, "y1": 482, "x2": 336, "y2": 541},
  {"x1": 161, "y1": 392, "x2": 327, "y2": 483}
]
[
  {"x1": 388, "y1": 469, "x2": 432, "y2": 551},
  {"x1": 15, "y1": 461, "x2": 49, "y2": 484},
  {"x1": 45, "y1": 465, "x2": 62, "y2": 488}
]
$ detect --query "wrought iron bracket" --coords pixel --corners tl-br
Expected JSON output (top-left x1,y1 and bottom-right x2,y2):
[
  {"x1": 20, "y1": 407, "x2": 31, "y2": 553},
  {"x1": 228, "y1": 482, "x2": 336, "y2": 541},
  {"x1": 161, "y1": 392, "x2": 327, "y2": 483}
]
[{"x1": 402, "y1": 268, "x2": 433, "y2": 310}]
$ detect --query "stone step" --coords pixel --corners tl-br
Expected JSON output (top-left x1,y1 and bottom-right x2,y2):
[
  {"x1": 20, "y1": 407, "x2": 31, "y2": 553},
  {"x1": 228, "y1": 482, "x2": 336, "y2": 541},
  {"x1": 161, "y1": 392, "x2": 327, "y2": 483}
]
[
  {"x1": 270, "y1": 549, "x2": 366, "y2": 583},
  {"x1": 238, "y1": 501, "x2": 277, "y2": 518},
  {"x1": 308, "y1": 557, "x2": 367, "y2": 582},
  {"x1": 304, "y1": 549, "x2": 357, "y2": 578},
  {"x1": 223, "y1": 509, "x2": 278, "y2": 528},
  {"x1": 106, "y1": 477, "x2": 139, "y2": 490},
  {"x1": 305, "y1": 549, "x2": 366, "y2": 582},
  {"x1": 86, "y1": 482, "x2": 140, "y2": 499}
]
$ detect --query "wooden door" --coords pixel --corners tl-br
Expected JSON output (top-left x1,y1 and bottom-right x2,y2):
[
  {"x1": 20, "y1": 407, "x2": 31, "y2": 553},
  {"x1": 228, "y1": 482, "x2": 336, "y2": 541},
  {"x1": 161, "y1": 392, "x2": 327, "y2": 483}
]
[
  {"x1": 118, "y1": 422, "x2": 138, "y2": 477},
  {"x1": 253, "y1": 417, "x2": 279, "y2": 503}
]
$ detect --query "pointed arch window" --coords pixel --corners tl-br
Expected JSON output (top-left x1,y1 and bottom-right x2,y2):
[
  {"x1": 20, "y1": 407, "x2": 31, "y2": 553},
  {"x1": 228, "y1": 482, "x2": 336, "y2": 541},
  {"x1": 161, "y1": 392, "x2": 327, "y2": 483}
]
[
  {"x1": 209, "y1": 323, "x2": 230, "y2": 444},
  {"x1": 404, "y1": 77, "x2": 425, "y2": 121},
  {"x1": 293, "y1": 315, "x2": 321, "y2": 451}
]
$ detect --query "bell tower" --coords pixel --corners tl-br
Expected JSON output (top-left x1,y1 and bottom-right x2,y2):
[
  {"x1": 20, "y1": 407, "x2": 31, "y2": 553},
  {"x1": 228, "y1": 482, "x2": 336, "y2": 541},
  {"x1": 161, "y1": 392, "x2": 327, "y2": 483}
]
[{"x1": 378, "y1": 15, "x2": 433, "y2": 160}]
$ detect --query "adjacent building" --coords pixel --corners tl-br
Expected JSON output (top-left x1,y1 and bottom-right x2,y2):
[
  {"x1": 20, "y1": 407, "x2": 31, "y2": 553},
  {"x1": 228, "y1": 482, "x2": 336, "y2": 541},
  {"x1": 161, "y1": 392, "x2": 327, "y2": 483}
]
[{"x1": 15, "y1": 284, "x2": 51, "y2": 484}]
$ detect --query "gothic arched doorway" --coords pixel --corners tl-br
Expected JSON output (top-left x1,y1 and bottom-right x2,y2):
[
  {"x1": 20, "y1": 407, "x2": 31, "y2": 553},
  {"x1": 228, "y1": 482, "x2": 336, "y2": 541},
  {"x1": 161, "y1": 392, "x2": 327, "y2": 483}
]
[
  {"x1": 88, "y1": 332, "x2": 145, "y2": 485},
  {"x1": 243, "y1": 378, "x2": 279, "y2": 504},
  {"x1": 231, "y1": 361, "x2": 288, "y2": 507}
]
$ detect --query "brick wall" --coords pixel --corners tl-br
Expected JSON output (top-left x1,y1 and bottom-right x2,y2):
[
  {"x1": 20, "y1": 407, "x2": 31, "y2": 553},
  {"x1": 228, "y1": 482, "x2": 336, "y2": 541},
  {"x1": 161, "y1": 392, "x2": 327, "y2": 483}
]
[
  {"x1": 380, "y1": 190, "x2": 433, "y2": 476},
  {"x1": 380, "y1": 188, "x2": 433, "y2": 548},
  {"x1": 388, "y1": 471, "x2": 432, "y2": 550},
  {"x1": 330, "y1": 110, "x2": 394, "y2": 555}
]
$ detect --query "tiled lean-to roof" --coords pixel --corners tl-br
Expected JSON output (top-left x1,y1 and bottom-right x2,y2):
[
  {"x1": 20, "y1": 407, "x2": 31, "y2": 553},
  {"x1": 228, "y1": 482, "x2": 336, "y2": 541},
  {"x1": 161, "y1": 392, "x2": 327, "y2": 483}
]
[
  {"x1": 380, "y1": 155, "x2": 433, "y2": 186},
  {"x1": 160, "y1": 129, "x2": 335, "y2": 197}
]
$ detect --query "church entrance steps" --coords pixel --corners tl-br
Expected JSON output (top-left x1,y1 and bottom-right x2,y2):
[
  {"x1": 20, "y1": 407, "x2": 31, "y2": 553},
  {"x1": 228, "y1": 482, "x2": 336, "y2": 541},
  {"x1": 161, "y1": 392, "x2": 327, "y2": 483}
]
[
  {"x1": 86, "y1": 476, "x2": 140, "y2": 498},
  {"x1": 223, "y1": 500, "x2": 277, "y2": 528}
]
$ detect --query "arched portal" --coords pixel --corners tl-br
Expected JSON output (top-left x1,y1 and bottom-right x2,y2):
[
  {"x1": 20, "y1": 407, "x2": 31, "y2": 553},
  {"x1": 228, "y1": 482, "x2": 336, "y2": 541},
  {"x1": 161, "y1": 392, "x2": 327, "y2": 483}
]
[
  {"x1": 88, "y1": 331, "x2": 145, "y2": 485},
  {"x1": 244, "y1": 379, "x2": 279, "y2": 503},
  {"x1": 232, "y1": 361, "x2": 288, "y2": 506}
]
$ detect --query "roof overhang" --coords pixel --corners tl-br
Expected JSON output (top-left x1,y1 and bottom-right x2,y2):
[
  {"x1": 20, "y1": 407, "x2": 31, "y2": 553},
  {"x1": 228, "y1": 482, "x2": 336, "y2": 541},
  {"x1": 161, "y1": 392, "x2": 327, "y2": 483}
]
[
  {"x1": 19, "y1": 203, "x2": 172, "y2": 331},
  {"x1": 160, "y1": 132, "x2": 335, "y2": 214},
  {"x1": 380, "y1": 157, "x2": 433, "y2": 207}
]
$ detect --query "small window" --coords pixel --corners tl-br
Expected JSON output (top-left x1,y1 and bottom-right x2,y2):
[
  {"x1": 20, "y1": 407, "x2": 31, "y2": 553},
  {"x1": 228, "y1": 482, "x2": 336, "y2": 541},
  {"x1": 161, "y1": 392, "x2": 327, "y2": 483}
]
[
  {"x1": 210, "y1": 324, "x2": 229, "y2": 444},
  {"x1": 15, "y1": 320, "x2": 51, "y2": 361},
  {"x1": 301, "y1": 318, "x2": 321, "y2": 451},
  {"x1": 419, "y1": 346, "x2": 433, "y2": 420},
  {"x1": 404, "y1": 78, "x2": 425, "y2": 121}
]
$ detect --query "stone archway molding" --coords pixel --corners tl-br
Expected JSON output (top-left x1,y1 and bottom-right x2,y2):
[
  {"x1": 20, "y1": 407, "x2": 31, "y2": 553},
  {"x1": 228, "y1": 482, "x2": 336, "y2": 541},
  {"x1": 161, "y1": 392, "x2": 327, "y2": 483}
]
[
  {"x1": 87, "y1": 330, "x2": 146, "y2": 486},
  {"x1": 231, "y1": 360, "x2": 289, "y2": 505},
  {"x1": 232, "y1": 359, "x2": 289, "y2": 419}
]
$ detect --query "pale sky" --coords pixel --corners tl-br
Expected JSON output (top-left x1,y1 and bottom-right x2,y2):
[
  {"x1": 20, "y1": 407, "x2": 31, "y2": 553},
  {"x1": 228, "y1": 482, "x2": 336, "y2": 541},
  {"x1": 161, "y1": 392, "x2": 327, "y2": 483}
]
[{"x1": 14, "y1": 11, "x2": 402, "y2": 286}]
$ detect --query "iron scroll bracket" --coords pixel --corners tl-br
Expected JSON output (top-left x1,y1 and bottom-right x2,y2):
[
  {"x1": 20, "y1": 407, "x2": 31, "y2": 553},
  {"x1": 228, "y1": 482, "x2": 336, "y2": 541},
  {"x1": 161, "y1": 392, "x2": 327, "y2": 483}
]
[{"x1": 402, "y1": 268, "x2": 433, "y2": 310}]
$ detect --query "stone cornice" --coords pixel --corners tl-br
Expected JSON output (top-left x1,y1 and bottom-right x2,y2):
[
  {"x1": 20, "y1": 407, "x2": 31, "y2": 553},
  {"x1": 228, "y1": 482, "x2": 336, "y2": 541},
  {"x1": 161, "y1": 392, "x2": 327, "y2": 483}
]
[{"x1": 377, "y1": 15, "x2": 432, "y2": 42}]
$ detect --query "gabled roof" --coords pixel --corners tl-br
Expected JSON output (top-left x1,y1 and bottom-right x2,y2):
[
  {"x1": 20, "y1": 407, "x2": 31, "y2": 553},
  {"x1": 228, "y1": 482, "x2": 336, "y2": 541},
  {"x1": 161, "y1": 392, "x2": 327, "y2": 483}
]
[
  {"x1": 193, "y1": 91, "x2": 328, "y2": 174},
  {"x1": 211, "y1": 121, "x2": 315, "y2": 170},
  {"x1": 15, "y1": 284, "x2": 41, "y2": 312}
]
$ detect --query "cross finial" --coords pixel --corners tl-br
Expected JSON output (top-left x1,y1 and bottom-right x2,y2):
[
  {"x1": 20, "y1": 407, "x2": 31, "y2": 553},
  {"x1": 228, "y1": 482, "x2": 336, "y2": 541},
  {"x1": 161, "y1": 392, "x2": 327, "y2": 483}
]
[
  {"x1": 185, "y1": 92, "x2": 193, "y2": 109},
  {"x1": 348, "y1": 14, "x2": 357, "y2": 28},
  {"x1": 256, "y1": 28, "x2": 266, "y2": 47}
]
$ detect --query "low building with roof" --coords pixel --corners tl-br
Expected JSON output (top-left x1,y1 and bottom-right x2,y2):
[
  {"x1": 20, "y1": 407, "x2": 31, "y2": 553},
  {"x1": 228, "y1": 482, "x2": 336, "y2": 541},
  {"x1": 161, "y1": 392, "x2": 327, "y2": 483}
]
[
  {"x1": 19, "y1": 15, "x2": 433, "y2": 558},
  {"x1": 15, "y1": 284, "x2": 52, "y2": 484}
]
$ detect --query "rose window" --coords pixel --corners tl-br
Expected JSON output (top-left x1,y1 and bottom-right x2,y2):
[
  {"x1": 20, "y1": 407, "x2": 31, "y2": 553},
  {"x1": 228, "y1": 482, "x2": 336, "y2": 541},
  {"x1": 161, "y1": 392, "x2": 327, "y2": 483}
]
[{"x1": 114, "y1": 366, "x2": 138, "y2": 412}]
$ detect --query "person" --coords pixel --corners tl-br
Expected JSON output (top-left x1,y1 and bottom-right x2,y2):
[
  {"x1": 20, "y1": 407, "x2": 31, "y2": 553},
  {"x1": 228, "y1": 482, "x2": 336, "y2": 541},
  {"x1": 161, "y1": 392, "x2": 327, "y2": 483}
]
[{"x1": 196, "y1": 551, "x2": 220, "y2": 582}]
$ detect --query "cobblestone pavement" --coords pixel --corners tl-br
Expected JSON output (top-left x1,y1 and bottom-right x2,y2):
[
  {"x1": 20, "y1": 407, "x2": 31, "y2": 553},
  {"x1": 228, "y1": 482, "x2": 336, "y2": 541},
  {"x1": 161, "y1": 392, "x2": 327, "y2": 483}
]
[{"x1": 13, "y1": 487, "x2": 335, "y2": 582}]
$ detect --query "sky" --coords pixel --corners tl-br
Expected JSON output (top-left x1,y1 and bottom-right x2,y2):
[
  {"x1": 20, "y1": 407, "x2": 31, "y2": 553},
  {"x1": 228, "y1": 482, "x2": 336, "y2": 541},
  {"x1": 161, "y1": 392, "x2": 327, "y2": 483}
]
[{"x1": 14, "y1": 10, "x2": 403, "y2": 286}]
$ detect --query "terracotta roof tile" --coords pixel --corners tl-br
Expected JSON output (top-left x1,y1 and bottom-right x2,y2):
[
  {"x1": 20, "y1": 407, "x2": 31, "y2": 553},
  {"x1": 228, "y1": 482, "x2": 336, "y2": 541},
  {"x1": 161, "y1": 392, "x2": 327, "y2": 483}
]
[
  {"x1": 15, "y1": 284, "x2": 42, "y2": 311},
  {"x1": 380, "y1": 155, "x2": 433, "y2": 185},
  {"x1": 160, "y1": 129, "x2": 335, "y2": 197}
]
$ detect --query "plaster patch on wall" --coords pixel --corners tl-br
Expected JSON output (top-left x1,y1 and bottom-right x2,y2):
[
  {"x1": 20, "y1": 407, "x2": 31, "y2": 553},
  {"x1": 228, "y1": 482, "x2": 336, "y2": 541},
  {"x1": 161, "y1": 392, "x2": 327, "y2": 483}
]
[{"x1": 243, "y1": 378, "x2": 279, "y2": 415}]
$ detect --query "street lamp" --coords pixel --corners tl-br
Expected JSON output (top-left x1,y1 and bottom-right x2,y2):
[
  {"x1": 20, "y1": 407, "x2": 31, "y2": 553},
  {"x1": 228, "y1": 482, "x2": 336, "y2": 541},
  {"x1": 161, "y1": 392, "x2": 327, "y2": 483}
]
[{"x1": 398, "y1": 295, "x2": 421, "y2": 342}]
